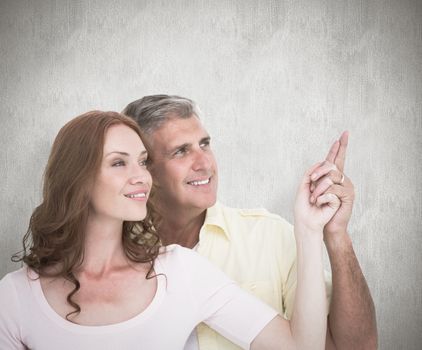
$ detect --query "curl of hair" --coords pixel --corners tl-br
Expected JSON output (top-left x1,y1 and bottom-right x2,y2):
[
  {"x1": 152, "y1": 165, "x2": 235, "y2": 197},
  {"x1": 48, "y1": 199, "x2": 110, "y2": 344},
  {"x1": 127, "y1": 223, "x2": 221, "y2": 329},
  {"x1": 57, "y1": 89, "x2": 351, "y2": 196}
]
[{"x1": 12, "y1": 111, "x2": 161, "y2": 321}]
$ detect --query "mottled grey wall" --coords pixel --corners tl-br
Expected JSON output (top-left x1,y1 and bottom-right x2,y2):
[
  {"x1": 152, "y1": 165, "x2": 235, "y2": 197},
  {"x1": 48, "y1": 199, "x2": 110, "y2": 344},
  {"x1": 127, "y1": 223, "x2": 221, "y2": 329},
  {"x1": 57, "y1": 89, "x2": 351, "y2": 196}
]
[{"x1": 0, "y1": 0, "x2": 421, "y2": 348}]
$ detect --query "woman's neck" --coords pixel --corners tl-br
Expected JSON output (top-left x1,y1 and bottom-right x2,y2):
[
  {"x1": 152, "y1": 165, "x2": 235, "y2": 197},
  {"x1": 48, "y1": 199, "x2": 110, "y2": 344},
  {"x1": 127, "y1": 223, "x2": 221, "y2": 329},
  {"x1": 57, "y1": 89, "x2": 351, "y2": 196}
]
[{"x1": 80, "y1": 214, "x2": 128, "y2": 276}]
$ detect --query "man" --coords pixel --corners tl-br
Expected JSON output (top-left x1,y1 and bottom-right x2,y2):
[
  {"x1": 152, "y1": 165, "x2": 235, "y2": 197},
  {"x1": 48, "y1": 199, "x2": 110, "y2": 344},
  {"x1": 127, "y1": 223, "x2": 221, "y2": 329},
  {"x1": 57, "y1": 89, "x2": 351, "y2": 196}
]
[{"x1": 123, "y1": 95, "x2": 377, "y2": 349}]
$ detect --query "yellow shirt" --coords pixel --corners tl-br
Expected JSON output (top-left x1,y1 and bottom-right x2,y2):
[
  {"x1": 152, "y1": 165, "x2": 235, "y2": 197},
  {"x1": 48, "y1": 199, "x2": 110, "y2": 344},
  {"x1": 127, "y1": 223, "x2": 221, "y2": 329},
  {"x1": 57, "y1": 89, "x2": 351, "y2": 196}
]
[{"x1": 196, "y1": 202, "x2": 332, "y2": 350}]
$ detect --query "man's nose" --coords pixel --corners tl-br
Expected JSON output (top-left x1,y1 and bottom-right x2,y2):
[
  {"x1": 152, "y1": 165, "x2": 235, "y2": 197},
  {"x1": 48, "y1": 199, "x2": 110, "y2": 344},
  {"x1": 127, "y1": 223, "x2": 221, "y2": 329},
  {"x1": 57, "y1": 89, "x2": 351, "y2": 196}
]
[{"x1": 192, "y1": 149, "x2": 210, "y2": 171}]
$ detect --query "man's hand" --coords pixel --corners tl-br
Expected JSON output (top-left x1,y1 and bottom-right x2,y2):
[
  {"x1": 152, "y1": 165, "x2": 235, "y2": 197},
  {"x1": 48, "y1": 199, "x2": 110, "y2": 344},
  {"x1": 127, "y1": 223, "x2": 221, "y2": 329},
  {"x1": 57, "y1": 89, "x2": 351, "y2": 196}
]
[{"x1": 308, "y1": 131, "x2": 355, "y2": 239}]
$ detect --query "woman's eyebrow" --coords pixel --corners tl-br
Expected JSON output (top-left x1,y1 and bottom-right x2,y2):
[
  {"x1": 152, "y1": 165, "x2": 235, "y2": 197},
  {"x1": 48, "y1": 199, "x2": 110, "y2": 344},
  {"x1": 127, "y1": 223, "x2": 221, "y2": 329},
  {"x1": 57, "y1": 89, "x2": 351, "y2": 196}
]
[
  {"x1": 105, "y1": 150, "x2": 148, "y2": 157},
  {"x1": 105, "y1": 151, "x2": 129, "y2": 157}
]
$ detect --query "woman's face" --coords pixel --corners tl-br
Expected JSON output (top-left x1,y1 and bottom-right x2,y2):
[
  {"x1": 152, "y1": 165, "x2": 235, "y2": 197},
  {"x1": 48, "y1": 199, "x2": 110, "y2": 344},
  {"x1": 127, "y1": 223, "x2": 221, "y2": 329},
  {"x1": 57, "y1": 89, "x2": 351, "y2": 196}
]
[{"x1": 89, "y1": 124, "x2": 152, "y2": 223}]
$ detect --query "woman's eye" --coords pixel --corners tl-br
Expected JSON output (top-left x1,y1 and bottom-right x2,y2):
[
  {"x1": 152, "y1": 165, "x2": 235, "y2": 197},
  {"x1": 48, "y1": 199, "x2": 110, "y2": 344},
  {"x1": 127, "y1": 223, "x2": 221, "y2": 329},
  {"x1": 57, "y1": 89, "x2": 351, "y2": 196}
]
[
  {"x1": 139, "y1": 159, "x2": 148, "y2": 167},
  {"x1": 112, "y1": 160, "x2": 125, "y2": 167}
]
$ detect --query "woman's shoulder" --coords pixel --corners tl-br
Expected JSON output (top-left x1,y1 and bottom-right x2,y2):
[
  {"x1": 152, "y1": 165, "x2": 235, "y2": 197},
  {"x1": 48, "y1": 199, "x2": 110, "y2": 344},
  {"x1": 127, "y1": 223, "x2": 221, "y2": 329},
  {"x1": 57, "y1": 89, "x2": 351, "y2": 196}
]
[
  {"x1": 157, "y1": 244, "x2": 232, "y2": 285},
  {"x1": 158, "y1": 244, "x2": 207, "y2": 265},
  {"x1": 0, "y1": 267, "x2": 29, "y2": 294},
  {"x1": 1, "y1": 267, "x2": 29, "y2": 282},
  {"x1": 159, "y1": 243, "x2": 194, "y2": 257},
  {"x1": 157, "y1": 244, "x2": 192, "y2": 267}
]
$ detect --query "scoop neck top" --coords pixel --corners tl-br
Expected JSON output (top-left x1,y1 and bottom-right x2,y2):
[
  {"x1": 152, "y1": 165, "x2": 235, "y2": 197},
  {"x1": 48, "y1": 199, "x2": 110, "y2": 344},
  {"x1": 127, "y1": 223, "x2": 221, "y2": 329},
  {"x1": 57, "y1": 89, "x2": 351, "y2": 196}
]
[{"x1": 28, "y1": 257, "x2": 166, "y2": 334}]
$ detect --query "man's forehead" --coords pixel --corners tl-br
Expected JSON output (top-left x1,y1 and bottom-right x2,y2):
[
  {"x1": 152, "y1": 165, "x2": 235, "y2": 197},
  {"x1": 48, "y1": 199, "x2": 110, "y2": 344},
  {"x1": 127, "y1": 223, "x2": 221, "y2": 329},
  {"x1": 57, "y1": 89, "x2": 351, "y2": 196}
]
[{"x1": 151, "y1": 116, "x2": 210, "y2": 148}]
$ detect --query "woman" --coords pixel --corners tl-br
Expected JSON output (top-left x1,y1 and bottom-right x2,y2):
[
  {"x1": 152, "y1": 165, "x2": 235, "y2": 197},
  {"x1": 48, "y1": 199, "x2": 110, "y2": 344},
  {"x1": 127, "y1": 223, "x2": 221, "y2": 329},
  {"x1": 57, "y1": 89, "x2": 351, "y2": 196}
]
[{"x1": 0, "y1": 111, "x2": 339, "y2": 349}]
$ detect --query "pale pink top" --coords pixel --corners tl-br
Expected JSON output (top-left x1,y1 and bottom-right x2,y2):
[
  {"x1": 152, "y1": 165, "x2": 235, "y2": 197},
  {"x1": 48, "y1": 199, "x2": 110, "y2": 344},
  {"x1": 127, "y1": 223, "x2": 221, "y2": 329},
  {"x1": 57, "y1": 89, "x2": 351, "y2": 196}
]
[{"x1": 0, "y1": 245, "x2": 277, "y2": 350}]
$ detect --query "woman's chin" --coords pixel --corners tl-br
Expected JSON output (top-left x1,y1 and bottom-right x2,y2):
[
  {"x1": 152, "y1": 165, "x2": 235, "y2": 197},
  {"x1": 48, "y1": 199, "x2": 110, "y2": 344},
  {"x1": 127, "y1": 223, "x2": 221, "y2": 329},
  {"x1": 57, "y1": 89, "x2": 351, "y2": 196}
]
[{"x1": 124, "y1": 212, "x2": 147, "y2": 222}]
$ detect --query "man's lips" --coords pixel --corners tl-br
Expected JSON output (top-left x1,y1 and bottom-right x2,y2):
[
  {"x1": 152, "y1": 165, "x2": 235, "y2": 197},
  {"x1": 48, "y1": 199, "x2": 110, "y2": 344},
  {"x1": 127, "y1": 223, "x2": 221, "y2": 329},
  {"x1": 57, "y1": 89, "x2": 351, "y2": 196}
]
[{"x1": 187, "y1": 177, "x2": 211, "y2": 186}]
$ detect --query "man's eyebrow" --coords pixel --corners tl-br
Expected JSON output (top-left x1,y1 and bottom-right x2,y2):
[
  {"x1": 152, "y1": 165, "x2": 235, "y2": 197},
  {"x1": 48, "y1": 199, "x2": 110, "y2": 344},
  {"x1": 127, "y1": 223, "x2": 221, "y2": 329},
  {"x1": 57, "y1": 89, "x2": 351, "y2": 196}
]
[
  {"x1": 165, "y1": 136, "x2": 211, "y2": 155},
  {"x1": 105, "y1": 150, "x2": 148, "y2": 157},
  {"x1": 166, "y1": 143, "x2": 190, "y2": 155}
]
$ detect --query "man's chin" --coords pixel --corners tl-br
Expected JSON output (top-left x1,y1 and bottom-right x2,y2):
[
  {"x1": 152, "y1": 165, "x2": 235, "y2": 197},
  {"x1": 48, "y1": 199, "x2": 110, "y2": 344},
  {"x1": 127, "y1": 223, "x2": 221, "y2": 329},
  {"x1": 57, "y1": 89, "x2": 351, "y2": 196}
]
[
  {"x1": 205, "y1": 197, "x2": 217, "y2": 209},
  {"x1": 190, "y1": 196, "x2": 217, "y2": 211}
]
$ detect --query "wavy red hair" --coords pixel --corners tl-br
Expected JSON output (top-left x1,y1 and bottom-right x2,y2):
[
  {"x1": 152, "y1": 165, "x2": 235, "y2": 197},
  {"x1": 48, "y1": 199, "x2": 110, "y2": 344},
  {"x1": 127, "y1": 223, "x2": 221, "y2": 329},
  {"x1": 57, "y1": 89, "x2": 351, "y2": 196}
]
[{"x1": 13, "y1": 111, "x2": 161, "y2": 320}]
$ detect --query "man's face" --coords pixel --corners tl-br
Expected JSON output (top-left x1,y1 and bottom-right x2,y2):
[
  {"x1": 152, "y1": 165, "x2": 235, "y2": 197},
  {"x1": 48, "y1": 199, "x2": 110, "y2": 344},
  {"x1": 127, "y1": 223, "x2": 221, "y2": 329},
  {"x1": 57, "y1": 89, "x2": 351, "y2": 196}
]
[{"x1": 146, "y1": 116, "x2": 218, "y2": 213}]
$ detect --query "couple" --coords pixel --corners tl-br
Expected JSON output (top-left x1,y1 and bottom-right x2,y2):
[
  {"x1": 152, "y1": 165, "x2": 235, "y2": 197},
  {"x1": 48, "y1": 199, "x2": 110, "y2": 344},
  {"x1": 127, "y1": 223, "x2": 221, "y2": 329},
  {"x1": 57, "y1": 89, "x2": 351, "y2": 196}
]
[{"x1": 0, "y1": 95, "x2": 377, "y2": 349}]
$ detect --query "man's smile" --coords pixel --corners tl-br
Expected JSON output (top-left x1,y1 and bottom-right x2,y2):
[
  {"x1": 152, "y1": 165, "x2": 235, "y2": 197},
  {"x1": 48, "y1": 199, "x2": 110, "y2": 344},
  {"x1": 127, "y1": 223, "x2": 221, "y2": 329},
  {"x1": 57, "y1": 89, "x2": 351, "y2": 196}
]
[{"x1": 187, "y1": 177, "x2": 211, "y2": 186}]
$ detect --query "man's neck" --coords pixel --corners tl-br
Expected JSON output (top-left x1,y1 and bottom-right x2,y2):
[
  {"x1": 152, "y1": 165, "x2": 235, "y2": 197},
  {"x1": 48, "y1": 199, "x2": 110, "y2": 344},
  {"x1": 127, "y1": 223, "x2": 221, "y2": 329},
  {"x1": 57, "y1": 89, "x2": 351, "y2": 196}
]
[{"x1": 156, "y1": 208, "x2": 206, "y2": 249}]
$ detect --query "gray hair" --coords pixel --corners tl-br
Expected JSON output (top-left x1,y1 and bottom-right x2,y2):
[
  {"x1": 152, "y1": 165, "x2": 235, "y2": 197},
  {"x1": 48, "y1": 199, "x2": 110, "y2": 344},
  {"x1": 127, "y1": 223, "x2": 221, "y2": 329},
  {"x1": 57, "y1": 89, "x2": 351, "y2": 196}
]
[{"x1": 122, "y1": 95, "x2": 201, "y2": 134}]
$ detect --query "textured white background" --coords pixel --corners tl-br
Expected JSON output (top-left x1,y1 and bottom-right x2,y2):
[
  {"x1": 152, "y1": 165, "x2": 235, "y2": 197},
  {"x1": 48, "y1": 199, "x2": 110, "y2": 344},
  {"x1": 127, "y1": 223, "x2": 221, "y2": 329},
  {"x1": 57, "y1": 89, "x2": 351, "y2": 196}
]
[{"x1": 0, "y1": 1, "x2": 421, "y2": 349}]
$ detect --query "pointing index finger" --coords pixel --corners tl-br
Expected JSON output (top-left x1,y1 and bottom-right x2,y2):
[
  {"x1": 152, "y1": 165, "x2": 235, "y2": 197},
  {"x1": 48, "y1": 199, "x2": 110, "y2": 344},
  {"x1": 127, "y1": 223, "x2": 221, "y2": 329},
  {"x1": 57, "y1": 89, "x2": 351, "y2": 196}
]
[
  {"x1": 335, "y1": 131, "x2": 349, "y2": 172},
  {"x1": 325, "y1": 140, "x2": 340, "y2": 163}
]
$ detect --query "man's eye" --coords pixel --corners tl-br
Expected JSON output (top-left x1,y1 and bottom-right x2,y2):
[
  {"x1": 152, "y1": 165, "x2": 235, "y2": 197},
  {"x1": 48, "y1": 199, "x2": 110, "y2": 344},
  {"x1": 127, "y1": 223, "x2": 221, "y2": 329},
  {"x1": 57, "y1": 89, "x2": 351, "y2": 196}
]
[
  {"x1": 174, "y1": 148, "x2": 186, "y2": 156},
  {"x1": 112, "y1": 160, "x2": 125, "y2": 167},
  {"x1": 200, "y1": 141, "x2": 210, "y2": 148}
]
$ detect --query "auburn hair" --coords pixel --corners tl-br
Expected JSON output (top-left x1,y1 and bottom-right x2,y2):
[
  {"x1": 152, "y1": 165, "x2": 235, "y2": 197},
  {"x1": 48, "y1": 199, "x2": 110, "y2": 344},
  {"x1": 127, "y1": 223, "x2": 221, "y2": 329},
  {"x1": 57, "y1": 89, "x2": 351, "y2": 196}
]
[{"x1": 13, "y1": 111, "x2": 161, "y2": 320}]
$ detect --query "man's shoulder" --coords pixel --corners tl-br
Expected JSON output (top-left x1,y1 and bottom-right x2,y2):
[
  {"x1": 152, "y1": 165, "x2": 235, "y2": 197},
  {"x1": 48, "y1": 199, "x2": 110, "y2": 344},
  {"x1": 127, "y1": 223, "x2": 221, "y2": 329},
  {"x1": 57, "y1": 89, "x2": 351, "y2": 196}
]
[
  {"x1": 217, "y1": 202, "x2": 291, "y2": 226},
  {"x1": 206, "y1": 202, "x2": 294, "y2": 244}
]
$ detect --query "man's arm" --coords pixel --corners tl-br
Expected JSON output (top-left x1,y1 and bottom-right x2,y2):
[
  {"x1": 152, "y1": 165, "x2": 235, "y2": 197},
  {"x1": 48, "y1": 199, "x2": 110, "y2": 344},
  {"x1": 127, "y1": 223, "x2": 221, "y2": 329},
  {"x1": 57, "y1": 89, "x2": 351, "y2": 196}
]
[
  {"x1": 310, "y1": 132, "x2": 377, "y2": 349},
  {"x1": 324, "y1": 230, "x2": 377, "y2": 350}
]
